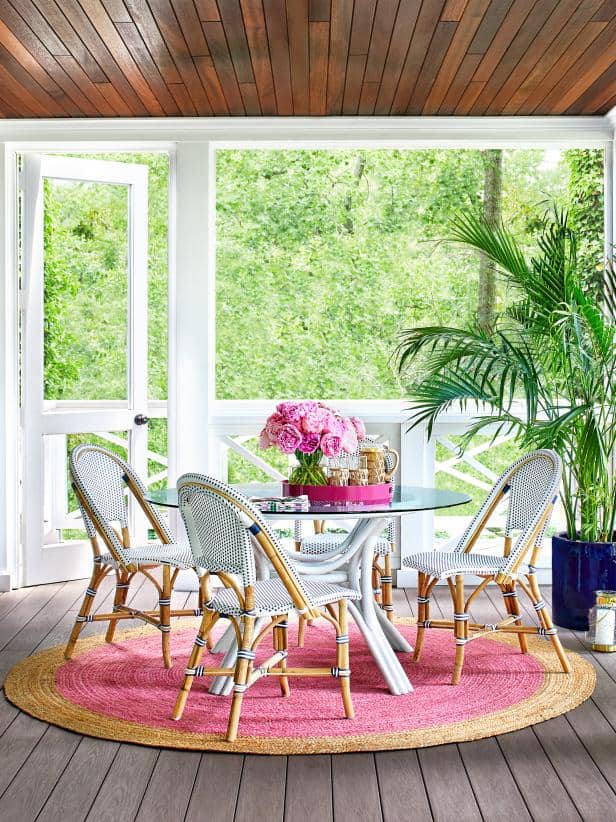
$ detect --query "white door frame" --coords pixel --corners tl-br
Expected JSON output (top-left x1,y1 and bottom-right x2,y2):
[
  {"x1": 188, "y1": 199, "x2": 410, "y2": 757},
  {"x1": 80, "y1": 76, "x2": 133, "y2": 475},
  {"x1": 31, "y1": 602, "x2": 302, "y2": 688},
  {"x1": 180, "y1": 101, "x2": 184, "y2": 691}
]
[{"x1": 20, "y1": 154, "x2": 149, "y2": 586}]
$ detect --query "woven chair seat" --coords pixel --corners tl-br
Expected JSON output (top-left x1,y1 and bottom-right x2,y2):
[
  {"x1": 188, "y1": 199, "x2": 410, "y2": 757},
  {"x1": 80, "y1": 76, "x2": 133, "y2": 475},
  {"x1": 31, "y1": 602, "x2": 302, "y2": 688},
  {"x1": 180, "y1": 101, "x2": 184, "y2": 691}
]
[
  {"x1": 98, "y1": 542, "x2": 195, "y2": 570},
  {"x1": 206, "y1": 577, "x2": 361, "y2": 618},
  {"x1": 403, "y1": 551, "x2": 510, "y2": 579},
  {"x1": 300, "y1": 532, "x2": 391, "y2": 556}
]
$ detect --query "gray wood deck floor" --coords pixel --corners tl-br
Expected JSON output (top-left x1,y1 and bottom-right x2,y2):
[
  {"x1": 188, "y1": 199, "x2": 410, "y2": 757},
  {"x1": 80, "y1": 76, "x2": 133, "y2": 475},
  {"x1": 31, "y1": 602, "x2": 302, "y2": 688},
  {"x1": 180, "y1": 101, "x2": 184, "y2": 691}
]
[{"x1": 1, "y1": 579, "x2": 615, "y2": 822}]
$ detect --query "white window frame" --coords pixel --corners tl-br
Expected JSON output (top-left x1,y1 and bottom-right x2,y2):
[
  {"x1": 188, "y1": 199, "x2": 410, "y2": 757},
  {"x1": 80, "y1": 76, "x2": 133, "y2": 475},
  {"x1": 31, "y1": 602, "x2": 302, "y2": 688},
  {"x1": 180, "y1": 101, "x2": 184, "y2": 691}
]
[{"x1": 0, "y1": 114, "x2": 614, "y2": 589}]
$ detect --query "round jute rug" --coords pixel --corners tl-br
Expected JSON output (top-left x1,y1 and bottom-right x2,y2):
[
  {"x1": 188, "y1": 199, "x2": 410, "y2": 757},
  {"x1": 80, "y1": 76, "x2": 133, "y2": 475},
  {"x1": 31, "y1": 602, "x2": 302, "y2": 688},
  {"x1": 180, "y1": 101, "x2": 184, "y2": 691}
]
[{"x1": 4, "y1": 618, "x2": 594, "y2": 755}]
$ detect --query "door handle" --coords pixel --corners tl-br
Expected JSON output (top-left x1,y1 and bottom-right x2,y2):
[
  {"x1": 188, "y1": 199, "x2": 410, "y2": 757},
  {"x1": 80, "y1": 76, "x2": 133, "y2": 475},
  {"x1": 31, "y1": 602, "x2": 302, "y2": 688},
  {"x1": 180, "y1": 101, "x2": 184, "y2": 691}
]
[{"x1": 134, "y1": 414, "x2": 149, "y2": 426}]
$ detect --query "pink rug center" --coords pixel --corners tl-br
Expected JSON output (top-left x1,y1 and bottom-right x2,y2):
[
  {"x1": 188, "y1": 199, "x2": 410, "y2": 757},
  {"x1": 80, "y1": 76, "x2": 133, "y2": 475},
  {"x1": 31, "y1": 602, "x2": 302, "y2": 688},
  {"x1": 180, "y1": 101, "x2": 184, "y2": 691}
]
[{"x1": 56, "y1": 624, "x2": 544, "y2": 738}]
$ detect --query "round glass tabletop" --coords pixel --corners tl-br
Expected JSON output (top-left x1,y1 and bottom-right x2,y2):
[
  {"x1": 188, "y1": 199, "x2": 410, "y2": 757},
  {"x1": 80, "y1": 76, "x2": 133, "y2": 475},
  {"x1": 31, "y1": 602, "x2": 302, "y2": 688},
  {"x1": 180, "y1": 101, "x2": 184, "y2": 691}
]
[{"x1": 147, "y1": 483, "x2": 471, "y2": 519}]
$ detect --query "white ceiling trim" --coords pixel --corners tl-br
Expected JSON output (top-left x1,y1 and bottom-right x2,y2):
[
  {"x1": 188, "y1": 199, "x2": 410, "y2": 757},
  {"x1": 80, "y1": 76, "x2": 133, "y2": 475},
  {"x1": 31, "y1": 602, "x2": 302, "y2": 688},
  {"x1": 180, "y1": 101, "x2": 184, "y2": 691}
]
[{"x1": 0, "y1": 115, "x2": 612, "y2": 147}]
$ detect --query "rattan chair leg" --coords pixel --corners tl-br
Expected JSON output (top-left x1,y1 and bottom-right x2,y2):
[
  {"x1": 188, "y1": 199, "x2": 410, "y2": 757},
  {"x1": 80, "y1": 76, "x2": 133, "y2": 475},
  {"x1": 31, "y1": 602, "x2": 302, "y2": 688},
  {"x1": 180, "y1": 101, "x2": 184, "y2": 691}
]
[
  {"x1": 544, "y1": 611, "x2": 571, "y2": 674},
  {"x1": 337, "y1": 599, "x2": 354, "y2": 719},
  {"x1": 226, "y1": 615, "x2": 256, "y2": 742},
  {"x1": 197, "y1": 575, "x2": 215, "y2": 650},
  {"x1": 382, "y1": 552, "x2": 394, "y2": 622},
  {"x1": 413, "y1": 572, "x2": 428, "y2": 662},
  {"x1": 297, "y1": 615, "x2": 306, "y2": 648},
  {"x1": 105, "y1": 570, "x2": 131, "y2": 644},
  {"x1": 65, "y1": 565, "x2": 107, "y2": 660},
  {"x1": 160, "y1": 565, "x2": 173, "y2": 669},
  {"x1": 452, "y1": 574, "x2": 467, "y2": 685},
  {"x1": 503, "y1": 582, "x2": 528, "y2": 654},
  {"x1": 275, "y1": 616, "x2": 290, "y2": 696},
  {"x1": 527, "y1": 573, "x2": 571, "y2": 674},
  {"x1": 172, "y1": 611, "x2": 214, "y2": 720},
  {"x1": 372, "y1": 564, "x2": 383, "y2": 605}
]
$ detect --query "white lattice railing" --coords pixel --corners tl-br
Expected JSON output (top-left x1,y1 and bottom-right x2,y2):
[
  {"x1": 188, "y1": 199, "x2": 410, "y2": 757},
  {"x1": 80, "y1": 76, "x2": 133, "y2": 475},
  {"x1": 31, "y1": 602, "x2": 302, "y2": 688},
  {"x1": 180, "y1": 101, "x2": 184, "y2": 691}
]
[
  {"x1": 43, "y1": 428, "x2": 169, "y2": 541},
  {"x1": 43, "y1": 400, "x2": 555, "y2": 583}
]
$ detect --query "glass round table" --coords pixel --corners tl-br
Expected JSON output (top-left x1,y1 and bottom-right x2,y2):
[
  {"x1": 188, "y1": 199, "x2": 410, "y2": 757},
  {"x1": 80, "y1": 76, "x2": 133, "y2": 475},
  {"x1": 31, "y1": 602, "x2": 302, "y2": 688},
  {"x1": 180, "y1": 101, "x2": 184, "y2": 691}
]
[{"x1": 147, "y1": 483, "x2": 470, "y2": 695}]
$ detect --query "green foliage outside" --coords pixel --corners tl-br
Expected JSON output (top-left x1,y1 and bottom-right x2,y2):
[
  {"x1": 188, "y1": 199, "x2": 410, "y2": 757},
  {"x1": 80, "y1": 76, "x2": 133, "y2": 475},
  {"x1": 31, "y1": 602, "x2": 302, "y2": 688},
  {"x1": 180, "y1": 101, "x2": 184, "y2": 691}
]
[
  {"x1": 41, "y1": 148, "x2": 604, "y2": 518},
  {"x1": 565, "y1": 149, "x2": 605, "y2": 292},
  {"x1": 216, "y1": 149, "x2": 584, "y2": 400},
  {"x1": 398, "y1": 207, "x2": 616, "y2": 541},
  {"x1": 43, "y1": 152, "x2": 169, "y2": 402},
  {"x1": 43, "y1": 178, "x2": 128, "y2": 400}
]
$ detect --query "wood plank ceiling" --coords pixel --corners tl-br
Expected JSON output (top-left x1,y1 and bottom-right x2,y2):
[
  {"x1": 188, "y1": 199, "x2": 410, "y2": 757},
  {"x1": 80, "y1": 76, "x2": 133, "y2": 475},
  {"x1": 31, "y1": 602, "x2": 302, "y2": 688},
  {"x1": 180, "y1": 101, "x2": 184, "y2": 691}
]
[{"x1": 0, "y1": 0, "x2": 615, "y2": 118}]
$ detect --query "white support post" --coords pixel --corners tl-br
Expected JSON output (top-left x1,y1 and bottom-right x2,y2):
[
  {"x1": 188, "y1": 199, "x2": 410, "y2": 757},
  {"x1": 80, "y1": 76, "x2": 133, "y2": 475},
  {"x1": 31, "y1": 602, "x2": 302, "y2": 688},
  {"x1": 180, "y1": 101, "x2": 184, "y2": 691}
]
[
  {"x1": 169, "y1": 142, "x2": 215, "y2": 482},
  {"x1": 604, "y1": 138, "x2": 614, "y2": 263},
  {"x1": 396, "y1": 423, "x2": 435, "y2": 588},
  {"x1": 606, "y1": 126, "x2": 616, "y2": 484},
  {"x1": 0, "y1": 145, "x2": 16, "y2": 590}
]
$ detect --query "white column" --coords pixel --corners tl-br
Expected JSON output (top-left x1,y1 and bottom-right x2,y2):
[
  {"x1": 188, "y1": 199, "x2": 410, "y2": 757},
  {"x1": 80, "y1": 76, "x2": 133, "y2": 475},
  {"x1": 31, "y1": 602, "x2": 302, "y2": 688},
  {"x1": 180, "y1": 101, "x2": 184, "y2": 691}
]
[
  {"x1": 168, "y1": 142, "x2": 215, "y2": 483},
  {"x1": 604, "y1": 138, "x2": 614, "y2": 263},
  {"x1": 0, "y1": 146, "x2": 17, "y2": 590},
  {"x1": 607, "y1": 132, "x2": 616, "y2": 488},
  {"x1": 396, "y1": 423, "x2": 434, "y2": 588}
]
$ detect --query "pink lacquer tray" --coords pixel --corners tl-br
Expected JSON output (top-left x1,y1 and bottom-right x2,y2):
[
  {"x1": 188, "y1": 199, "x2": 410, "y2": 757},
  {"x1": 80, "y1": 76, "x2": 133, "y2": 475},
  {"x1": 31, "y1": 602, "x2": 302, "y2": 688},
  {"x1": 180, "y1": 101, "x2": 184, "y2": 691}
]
[{"x1": 282, "y1": 481, "x2": 394, "y2": 505}]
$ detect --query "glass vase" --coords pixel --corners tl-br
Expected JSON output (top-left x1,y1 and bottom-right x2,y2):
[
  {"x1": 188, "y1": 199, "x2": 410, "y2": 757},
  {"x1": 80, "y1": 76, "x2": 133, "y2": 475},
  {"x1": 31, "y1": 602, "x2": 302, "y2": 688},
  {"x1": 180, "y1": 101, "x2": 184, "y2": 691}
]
[{"x1": 289, "y1": 449, "x2": 328, "y2": 486}]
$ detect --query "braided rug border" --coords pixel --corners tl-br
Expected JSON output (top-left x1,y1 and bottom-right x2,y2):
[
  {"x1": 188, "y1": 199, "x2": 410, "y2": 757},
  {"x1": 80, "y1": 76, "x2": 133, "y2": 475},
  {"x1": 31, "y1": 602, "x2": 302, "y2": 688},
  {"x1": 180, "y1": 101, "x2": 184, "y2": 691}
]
[{"x1": 3, "y1": 618, "x2": 595, "y2": 755}]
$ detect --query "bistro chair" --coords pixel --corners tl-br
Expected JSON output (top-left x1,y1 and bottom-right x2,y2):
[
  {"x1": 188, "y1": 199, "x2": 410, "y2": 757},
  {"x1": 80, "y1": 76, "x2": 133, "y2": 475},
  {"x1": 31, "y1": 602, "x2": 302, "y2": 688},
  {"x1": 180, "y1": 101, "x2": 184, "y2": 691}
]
[
  {"x1": 67, "y1": 444, "x2": 200, "y2": 668},
  {"x1": 171, "y1": 473, "x2": 360, "y2": 743},
  {"x1": 296, "y1": 436, "x2": 398, "y2": 624},
  {"x1": 403, "y1": 449, "x2": 571, "y2": 684}
]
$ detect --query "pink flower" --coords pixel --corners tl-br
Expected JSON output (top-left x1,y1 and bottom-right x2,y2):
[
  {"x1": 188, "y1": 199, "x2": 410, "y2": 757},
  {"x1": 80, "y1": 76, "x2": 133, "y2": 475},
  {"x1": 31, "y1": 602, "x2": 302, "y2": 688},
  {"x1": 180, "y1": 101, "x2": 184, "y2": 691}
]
[
  {"x1": 276, "y1": 424, "x2": 303, "y2": 454},
  {"x1": 322, "y1": 412, "x2": 344, "y2": 436},
  {"x1": 297, "y1": 432, "x2": 321, "y2": 453},
  {"x1": 340, "y1": 418, "x2": 358, "y2": 454},
  {"x1": 350, "y1": 416, "x2": 366, "y2": 440},
  {"x1": 262, "y1": 403, "x2": 366, "y2": 458},
  {"x1": 302, "y1": 405, "x2": 328, "y2": 433},
  {"x1": 276, "y1": 402, "x2": 303, "y2": 424},
  {"x1": 320, "y1": 432, "x2": 342, "y2": 458}
]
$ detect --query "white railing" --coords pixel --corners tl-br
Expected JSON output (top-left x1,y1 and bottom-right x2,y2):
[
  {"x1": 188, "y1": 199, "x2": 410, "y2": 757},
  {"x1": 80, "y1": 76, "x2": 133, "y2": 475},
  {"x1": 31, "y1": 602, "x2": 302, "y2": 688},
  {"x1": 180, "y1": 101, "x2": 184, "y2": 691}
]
[
  {"x1": 43, "y1": 424, "x2": 169, "y2": 542},
  {"x1": 44, "y1": 399, "x2": 554, "y2": 583}
]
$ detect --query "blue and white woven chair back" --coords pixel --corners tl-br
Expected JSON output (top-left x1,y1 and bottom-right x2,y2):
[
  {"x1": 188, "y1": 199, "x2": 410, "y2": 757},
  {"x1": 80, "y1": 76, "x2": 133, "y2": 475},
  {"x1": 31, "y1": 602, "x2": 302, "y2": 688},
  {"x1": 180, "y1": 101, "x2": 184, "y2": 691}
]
[
  {"x1": 178, "y1": 476, "x2": 258, "y2": 587},
  {"x1": 454, "y1": 449, "x2": 561, "y2": 573},
  {"x1": 177, "y1": 474, "x2": 318, "y2": 610},
  {"x1": 70, "y1": 444, "x2": 170, "y2": 564}
]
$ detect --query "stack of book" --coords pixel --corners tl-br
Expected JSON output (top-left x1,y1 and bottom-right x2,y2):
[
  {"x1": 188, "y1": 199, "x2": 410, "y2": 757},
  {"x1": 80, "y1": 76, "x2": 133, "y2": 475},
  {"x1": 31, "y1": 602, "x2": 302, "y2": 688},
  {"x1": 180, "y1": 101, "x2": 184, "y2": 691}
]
[{"x1": 250, "y1": 495, "x2": 311, "y2": 513}]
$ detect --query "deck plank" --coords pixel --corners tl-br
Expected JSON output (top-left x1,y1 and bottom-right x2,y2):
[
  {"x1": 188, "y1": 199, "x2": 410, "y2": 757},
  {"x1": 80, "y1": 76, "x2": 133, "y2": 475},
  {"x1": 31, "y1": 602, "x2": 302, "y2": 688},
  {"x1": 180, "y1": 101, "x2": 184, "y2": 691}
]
[
  {"x1": 532, "y1": 714, "x2": 616, "y2": 819},
  {"x1": 85, "y1": 745, "x2": 160, "y2": 822},
  {"x1": 331, "y1": 753, "x2": 383, "y2": 822},
  {"x1": 285, "y1": 754, "x2": 332, "y2": 821},
  {"x1": 186, "y1": 753, "x2": 243, "y2": 822},
  {"x1": 0, "y1": 726, "x2": 81, "y2": 821},
  {"x1": 375, "y1": 750, "x2": 432, "y2": 822},
  {"x1": 497, "y1": 727, "x2": 582, "y2": 821},
  {"x1": 135, "y1": 749, "x2": 201, "y2": 821},
  {"x1": 418, "y1": 743, "x2": 482, "y2": 822},
  {"x1": 458, "y1": 737, "x2": 532, "y2": 822},
  {"x1": 0, "y1": 713, "x2": 49, "y2": 797},
  {"x1": 36, "y1": 737, "x2": 119, "y2": 822},
  {"x1": 234, "y1": 755, "x2": 287, "y2": 822},
  {"x1": 0, "y1": 585, "x2": 609, "y2": 822}
]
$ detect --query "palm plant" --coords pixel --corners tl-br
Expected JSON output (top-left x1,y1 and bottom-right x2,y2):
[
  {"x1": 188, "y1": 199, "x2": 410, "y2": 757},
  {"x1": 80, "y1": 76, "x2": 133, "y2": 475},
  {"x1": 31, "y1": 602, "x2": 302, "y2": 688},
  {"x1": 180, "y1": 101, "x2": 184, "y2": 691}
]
[{"x1": 398, "y1": 208, "x2": 616, "y2": 543}]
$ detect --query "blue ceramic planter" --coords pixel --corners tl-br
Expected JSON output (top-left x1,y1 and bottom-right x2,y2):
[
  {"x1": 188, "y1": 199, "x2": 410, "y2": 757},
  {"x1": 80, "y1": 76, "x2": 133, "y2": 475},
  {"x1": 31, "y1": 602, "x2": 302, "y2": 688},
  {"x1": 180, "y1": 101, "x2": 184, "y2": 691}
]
[{"x1": 552, "y1": 534, "x2": 616, "y2": 630}]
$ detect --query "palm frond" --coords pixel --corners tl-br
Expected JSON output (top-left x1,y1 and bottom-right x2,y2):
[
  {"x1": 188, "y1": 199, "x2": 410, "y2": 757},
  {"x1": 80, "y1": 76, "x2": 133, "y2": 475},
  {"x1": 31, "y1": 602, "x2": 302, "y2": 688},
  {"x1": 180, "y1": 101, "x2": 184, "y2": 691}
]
[
  {"x1": 398, "y1": 205, "x2": 615, "y2": 541},
  {"x1": 447, "y1": 211, "x2": 530, "y2": 281}
]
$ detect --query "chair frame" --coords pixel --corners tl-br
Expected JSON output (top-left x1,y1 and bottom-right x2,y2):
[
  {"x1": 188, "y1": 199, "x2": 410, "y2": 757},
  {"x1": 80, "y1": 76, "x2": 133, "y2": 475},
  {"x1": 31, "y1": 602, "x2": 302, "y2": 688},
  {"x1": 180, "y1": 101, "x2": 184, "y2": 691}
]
[
  {"x1": 412, "y1": 451, "x2": 571, "y2": 684},
  {"x1": 171, "y1": 476, "x2": 354, "y2": 743},
  {"x1": 66, "y1": 445, "x2": 203, "y2": 668}
]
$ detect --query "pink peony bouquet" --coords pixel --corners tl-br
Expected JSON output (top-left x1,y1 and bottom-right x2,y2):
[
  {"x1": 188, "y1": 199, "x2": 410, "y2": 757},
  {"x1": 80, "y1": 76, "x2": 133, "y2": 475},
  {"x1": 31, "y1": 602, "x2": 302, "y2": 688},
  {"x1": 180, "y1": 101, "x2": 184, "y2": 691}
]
[{"x1": 259, "y1": 401, "x2": 366, "y2": 486}]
